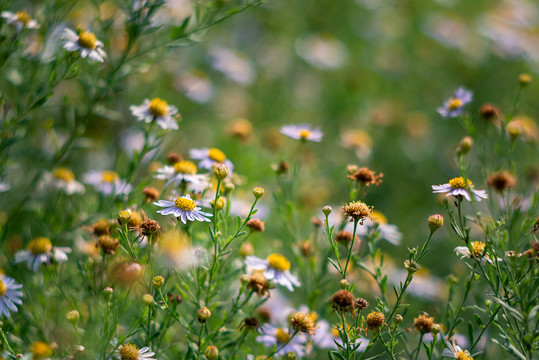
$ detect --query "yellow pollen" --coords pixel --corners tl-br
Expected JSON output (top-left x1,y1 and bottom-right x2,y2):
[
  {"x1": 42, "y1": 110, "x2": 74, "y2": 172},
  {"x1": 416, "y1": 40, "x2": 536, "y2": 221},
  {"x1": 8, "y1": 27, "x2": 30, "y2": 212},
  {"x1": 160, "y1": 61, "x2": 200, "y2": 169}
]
[
  {"x1": 77, "y1": 31, "x2": 97, "y2": 49},
  {"x1": 298, "y1": 129, "x2": 311, "y2": 139},
  {"x1": 53, "y1": 167, "x2": 75, "y2": 182},
  {"x1": 28, "y1": 237, "x2": 52, "y2": 255},
  {"x1": 16, "y1": 11, "x2": 31, "y2": 25},
  {"x1": 0, "y1": 279, "x2": 6, "y2": 297},
  {"x1": 471, "y1": 241, "x2": 486, "y2": 258},
  {"x1": 174, "y1": 197, "x2": 196, "y2": 211},
  {"x1": 275, "y1": 328, "x2": 289, "y2": 343},
  {"x1": 266, "y1": 253, "x2": 290, "y2": 271},
  {"x1": 148, "y1": 98, "x2": 169, "y2": 117},
  {"x1": 173, "y1": 161, "x2": 197, "y2": 175},
  {"x1": 119, "y1": 343, "x2": 140, "y2": 360},
  {"x1": 448, "y1": 177, "x2": 472, "y2": 189},
  {"x1": 456, "y1": 351, "x2": 473, "y2": 360},
  {"x1": 371, "y1": 210, "x2": 387, "y2": 224},
  {"x1": 448, "y1": 98, "x2": 463, "y2": 110},
  {"x1": 102, "y1": 171, "x2": 119, "y2": 183},
  {"x1": 208, "y1": 148, "x2": 226, "y2": 163}
]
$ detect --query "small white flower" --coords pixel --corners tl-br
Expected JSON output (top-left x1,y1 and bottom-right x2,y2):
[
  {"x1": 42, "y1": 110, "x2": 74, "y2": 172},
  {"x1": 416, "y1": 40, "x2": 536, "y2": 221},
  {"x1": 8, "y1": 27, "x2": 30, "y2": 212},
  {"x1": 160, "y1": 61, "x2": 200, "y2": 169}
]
[
  {"x1": 245, "y1": 254, "x2": 300, "y2": 291},
  {"x1": 154, "y1": 160, "x2": 209, "y2": 189},
  {"x1": 175, "y1": 72, "x2": 213, "y2": 104},
  {"x1": 441, "y1": 340, "x2": 473, "y2": 359},
  {"x1": 354, "y1": 210, "x2": 402, "y2": 246},
  {"x1": 280, "y1": 124, "x2": 323, "y2": 142},
  {"x1": 256, "y1": 324, "x2": 307, "y2": 357},
  {"x1": 43, "y1": 167, "x2": 85, "y2": 195},
  {"x1": 154, "y1": 194, "x2": 212, "y2": 224},
  {"x1": 0, "y1": 274, "x2": 23, "y2": 318},
  {"x1": 295, "y1": 34, "x2": 347, "y2": 70},
  {"x1": 14, "y1": 237, "x2": 71, "y2": 271},
  {"x1": 1, "y1": 10, "x2": 39, "y2": 31},
  {"x1": 111, "y1": 339, "x2": 156, "y2": 360},
  {"x1": 454, "y1": 241, "x2": 501, "y2": 263},
  {"x1": 432, "y1": 176, "x2": 487, "y2": 202},
  {"x1": 62, "y1": 28, "x2": 106, "y2": 62},
  {"x1": 189, "y1": 148, "x2": 234, "y2": 172},
  {"x1": 130, "y1": 98, "x2": 179, "y2": 130},
  {"x1": 84, "y1": 170, "x2": 132, "y2": 196},
  {"x1": 210, "y1": 47, "x2": 255, "y2": 85}
]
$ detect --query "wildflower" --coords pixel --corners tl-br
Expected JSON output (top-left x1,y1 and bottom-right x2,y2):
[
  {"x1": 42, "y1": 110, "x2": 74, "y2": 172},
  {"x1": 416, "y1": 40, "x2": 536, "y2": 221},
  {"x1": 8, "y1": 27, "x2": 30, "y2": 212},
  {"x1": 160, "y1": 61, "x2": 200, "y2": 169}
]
[
  {"x1": 96, "y1": 235, "x2": 120, "y2": 255},
  {"x1": 112, "y1": 262, "x2": 144, "y2": 284},
  {"x1": 335, "y1": 230, "x2": 356, "y2": 245},
  {"x1": 355, "y1": 210, "x2": 402, "y2": 245},
  {"x1": 253, "y1": 186, "x2": 264, "y2": 199},
  {"x1": 228, "y1": 118, "x2": 253, "y2": 142},
  {"x1": 240, "y1": 242, "x2": 254, "y2": 257},
  {"x1": 245, "y1": 254, "x2": 300, "y2": 291},
  {"x1": 152, "y1": 276, "x2": 164, "y2": 289},
  {"x1": 90, "y1": 219, "x2": 112, "y2": 236},
  {"x1": 348, "y1": 167, "x2": 383, "y2": 186},
  {"x1": 290, "y1": 312, "x2": 317, "y2": 335},
  {"x1": 404, "y1": 259, "x2": 421, "y2": 274},
  {"x1": 256, "y1": 324, "x2": 306, "y2": 357},
  {"x1": 0, "y1": 274, "x2": 23, "y2": 317},
  {"x1": 479, "y1": 104, "x2": 501, "y2": 122},
  {"x1": 189, "y1": 148, "x2": 234, "y2": 172},
  {"x1": 130, "y1": 98, "x2": 179, "y2": 130},
  {"x1": 322, "y1": 205, "x2": 332, "y2": 216},
  {"x1": 154, "y1": 161, "x2": 208, "y2": 189},
  {"x1": 166, "y1": 152, "x2": 183, "y2": 164},
  {"x1": 175, "y1": 71, "x2": 214, "y2": 104},
  {"x1": 342, "y1": 201, "x2": 374, "y2": 224},
  {"x1": 365, "y1": 311, "x2": 385, "y2": 331},
  {"x1": 330, "y1": 290, "x2": 355, "y2": 313},
  {"x1": 1, "y1": 10, "x2": 39, "y2": 31},
  {"x1": 66, "y1": 310, "x2": 79, "y2": 324},
  {"x1": 115, "y1": 341, "x2": 156, "y2": 360},
  {"x1": 154, "y1": 194, "x2": 212, "y2": 224},
  {"x1": 210, "y1": 46, "x2": 255, "y2": 85},
  {"x1": 441, "y1": 340, "x2": 473, "y2": 360},
  {"x1": 456, "y1": 136, "x2": 473, "y2": 155},
  {"x1": 32, "y1": 341, "x2": 53, "y2": 359},
  {"x1": 295, "y1": 34, "x2": 347, "y2": 70},
  {"x1": 118, "y1": 209, "x2": 132, "y2": 224},
  {"x1": 242, "y1": 316, "x2": 261, "y2": 330},
  {"x1": 213, "y1": 163, "x2": 229, "y2": 180},
  {"x1": 437, "y1": 87, "x2": 473, "y2": 118},
  {"x1": 204, "y1": 346, "x2": 219, "y2": 360},
  {"x1": 487, "y1": 171, "x2": 516, "y2": 192},
  {"x1": 519, "y1": 73, "x2": 532, "y2": 86},
  {"x1": 142, "y1": 294, "x2": 154, "y2": 306},
  {"x1": 63, "y1": 28, "x2": 106, "y2": 62},
  {"x1": 280, "y1": 124, "x2": 323, "y2": 142},
  {"x1": 44, "y1": 167, "x2": 85, "y2": 195},
  {"x1": 84, "y1": 170, "x2": 132, "y2": 196},
  {"x1": 247, "y1": 219, "x2": 265, "y2": 232},
  {"x1": 198, "y1": 306, "x2": 211, "y2": 323},
  {"x1": 432, "y1": 177, "x2": 488, "y2": 202},
  {"x1": 428, "y1": 214, "x2": 444, "y2": 232},
  {"x1": 354, "y1": 297, "x2": 369, "y2": 311},
  {"x1": 140, "y1": 187, "x2": 159, "y2": 203},
  {"x1": 412, "y1": 314, "x2": 435, "y2": 333},
  {"x1": 15, "y1": 237, "x2": 71, "y2": 271},
  {"x1": 312, "y1": 320, "x2": 368, "y2": 351},
  {"x1": 128, "y1": 211, "x2": 143, "y2": 229}
]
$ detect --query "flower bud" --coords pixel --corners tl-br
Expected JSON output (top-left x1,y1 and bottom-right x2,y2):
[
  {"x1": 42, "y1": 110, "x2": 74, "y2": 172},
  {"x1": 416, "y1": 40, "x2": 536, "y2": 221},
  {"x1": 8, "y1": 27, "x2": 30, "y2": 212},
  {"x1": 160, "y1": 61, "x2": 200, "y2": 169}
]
[
  {"x1": 506, "y1": 121, "x2": 522, "y2": 140},
  {"x1": 457, "y1": 136, "x2": 473, "y2": 155},
  {"x1": 431, "y1": 323, "x2": 442, "y2": 334},
  {"x1": 404, "y1": 259, "x2": 421, "y2": 274},
  {"x1": 239, "y1": 242, "x2": 254, "y2": 257},
  {"x1": 198, "y1": 306, "x2": 211, "y2": 323},
  {"x1": 212, "y1": 196, "x2": 226, "y2": 211},
  {"x1": 66, "y1": 310, "x2": 79, "y2": 325},
  {"x1": 224, "y1": 181, "x2": 235, "y2": 192},
  {"x1": 393, "y1": 314, "x2": 403, "y2": 324},
  {"x1": 204, "y1": 345, "x2": 219, "y2": 360},
  {"x1": 519, "y1": 73, "x2": 532, "y2": 86},
  {"x1": 213, "y1": 164, "x2": 229, "y2": 180},
  {"x1": 428, "y1": 214, "x2": 444, "y2": 232},
  {"x1": 339, "y1": 279, "x2": 349, "y2": 289},
  {"x1": 142, "y1": 294, "x2": 154, "y2": 306},
  {"x1": 103, "y1": 287, "x2": 113, "y2": 296},
  {"x1": 286, "y1": 351, "x2": 297, "y2": 360},
  {"x1": 152, "y1": 276, "x2": 165, "y2": 289},
  {"x1": 118, "y1": 209, "x2": 132, "y2": 224},
  {"x1": 253, "y1": 187, "x2": 264, "y2": 199},
  {"x1": 322, "y1": 205, "x2": 332, "y2": 216}
]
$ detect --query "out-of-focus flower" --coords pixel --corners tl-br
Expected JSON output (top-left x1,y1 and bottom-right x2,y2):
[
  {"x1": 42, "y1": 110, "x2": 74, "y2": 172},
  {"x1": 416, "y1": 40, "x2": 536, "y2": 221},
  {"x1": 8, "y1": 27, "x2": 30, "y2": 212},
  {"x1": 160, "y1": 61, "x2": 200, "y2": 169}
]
[
  {"x1": 84, "y1": 170, "x2": 132, "y2": 196},
  {"x1": 312, "y1": 320, "x2": 369, "y2": 351},
  {"x1": 0, "y1": 274, "x2": 23, "y2": 317},
  {"x1": 32, "y1": 341, "x2": 53, "y2": 359},
  {"x1": 432, "y1": 177, "x2": 487, "y2": 202},
  {"x1": 506, "y1": 116, "x2": 538, "y2": 141},
  {"x1": 441, "y1": 340, "x2": 473, "y2": 360},
  {"x1": 295, "y1": 34, "x2": 347, "y2": 70},
  {"x1": 455, "y1": 241, "x2": 501, "y2": 263},
  {"x1": 43, "y1": 167, "x2": 85, "y2": 195},
  {"x1": 228, "y1": 118, "x2": 253, "y2": 142},
  {"x1": 158, "y1": 229, "x2": 201, "y2": 270},
  {"x1": 130, "y1": 98, "x2": 179, "y2": 130},
  {"x1": 487, "y1": 170, "x2": 516, "y2": 192},
  {"x1": 62, "y1": 28, "x2": 106, "y2": 62},
  {"x1": 190, "y1": 148, "x2": 234, "y2": 172},
  {"x1": 437, "y1": 88, "x2": 473, "y2": 118},
  {"x1": 0, "y1": 178, "x2": 10, "y2": 192},
  {"x1": 154, "y1": 160, "x2": 209, "y2": 189},
  {"x1": 341, "y1": 129, "x2": 372, "y2": 159},
  {"x1": 15, "y1": 237, "x2": 71, "y2": 271},
  {"x1": 280, "y1": 124, "x2": 323, "y2": 142},
  {"x1": 210, "y1": 47, "x2": 255, "y2": 85},
  {"x1": 154, "y1": 194, "x2": 212, "y2": 224},
  {"x1": 354, "y1": 210, "x2": 402, "y2": 245},
  {"x1": 1, "y1": 10, "x2": 40, "y2": 31},
  {"x1": 256, "y1": 324, "x2": 306, "y2": 357},
  {"x1": 175, "y1": 71, "x2": 213, "y2": 104},
  {"x1": 245, "y1": 254, "x2": 300, "y2": 291}
]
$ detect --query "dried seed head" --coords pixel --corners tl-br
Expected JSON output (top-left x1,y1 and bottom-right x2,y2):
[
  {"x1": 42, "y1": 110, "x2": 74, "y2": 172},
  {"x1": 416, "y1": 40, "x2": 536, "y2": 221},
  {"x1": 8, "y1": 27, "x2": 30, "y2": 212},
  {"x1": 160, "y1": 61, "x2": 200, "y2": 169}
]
[
  {"x1": 331, "y1": 290, "x2": 355, "y2": 313},
  {"x1": 239, "y1": 242, "x2": 254, "y2": 257},
  {"x1": 413, "y1": 314, "x2": 435, "y2": 333},
  {"x1": 348, "y1": 167, "x2": 383, "y2": 186},
  {"x1": 166, "y1": 152, "x2": 183, "y2": 164},
  {"x1": 96, "y1": 235, "x2": 120, "y2": 255},
  {"x1": 335, "y1": 231, "x2": 355, "y2": 245},
  {"x1": 168, "y1": 293, "x2": 183, "y2": 305},
  {"x1": 242, "y1": 316, "x2": 260, "y2": 329},
  {"x1": 248, "y1": 272, "x2": 270, "y2": 296},
  {"x1": 342, "y1": 201, "x2": 374, "y2": 224},
  {"x1": 487, "y1": 171, "x2": 516, "y2": 192},
  {"x1": 290, "y1": 312, "x2": 316, "y2": 335},
  {"x1": 140, "y1": 219, "x2": 161, "y2": 237},
  {"x1": 246, "y1": 219, "x2": 265, "y2": 232},
  {"x1": 354, "y1": 298, "x2": 369, "y2": 311},
  {"x1": 300, "y1": 240, "x2": 312, "y2": 258},
  {"x1": 366, "y1": 311, "x2": 385, "y2": 330},
  {"x1": 274, "y1": 160, "x2": 289, "y2": 175},
  {"x1": 127, "y1": 211, "x2": 143, "y2": 228},
  {"x1": 479, "y1": 104, "x2": 501, "y2": 122},
  {"x1": 91, "y1": 219, "x2": 111, "y2": 236},
  {"x1": 142, "y1": 187, "x2": 160, "y2": 202},
  {"x1": 311, "y1": 217, "x2": 323, "y2": 228}
]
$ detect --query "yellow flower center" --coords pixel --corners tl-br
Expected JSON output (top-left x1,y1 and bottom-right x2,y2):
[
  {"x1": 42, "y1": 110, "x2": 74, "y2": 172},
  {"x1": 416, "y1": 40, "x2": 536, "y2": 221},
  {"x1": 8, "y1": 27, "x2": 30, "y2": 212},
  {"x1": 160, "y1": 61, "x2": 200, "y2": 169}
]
[
  {"x1": 448, "y1": 98, "x2": 463, "y2": 110},
  {"x1": 173, "y1": 161, "x2": 197, "y2": 175},
  {"x1": 174, "y1": 197, "x2": 196, "y2": 211},
  {"x1": 28, "y1": 237, "x2": 52, "y2": 255},
  {"x1": 471, "y1": 241, "x2": 486, "y2": 258},
  {"x1": 266, "y1": 253, "x2": 290, "y2": 271},
  {"x1": 456, "y1": 350, "x2": 473, "y2": 360},
  {"x1": 77, "y1": 31, "x2": 97, "y2": 50},
  {"x1": 16, "y1": 11, "x2": 31, "y2": 25},
  {"x1": 208, "y1": 148, "x2": 226, "y2": 163},
  {"x1": 53, "y1": 167, "x2": 75, "y2": 182},
  {"x1": 299, "y1": 129, "x2": 311, "y2": 139},
  {"x1": 448, "y1": 177, "x2": 473, "y2": 189},
  {"x1": 102, "y1": 171, "x2": 119, "y2": 183},
  {"x1": 275, "y1": 328, "x2": 289, "y2": 343},
  {"x1": 32, "y1": 341, "x2": 53, "y2": 359},
  {"x1": 330, "y1": 328, "x2": 340, "y2": 337},
  {"x1": 0, "y1": 279, "x2": 6, "y2": 297},
  {"x1": 371, "y1": 210, "x2": 387, "y2": 224},
  {"x1": 119, "y1": 343, "x2": 140, "y2": 360},
  {"x1": 148, "y1": 98, "x2": 169, "y2": 117}
]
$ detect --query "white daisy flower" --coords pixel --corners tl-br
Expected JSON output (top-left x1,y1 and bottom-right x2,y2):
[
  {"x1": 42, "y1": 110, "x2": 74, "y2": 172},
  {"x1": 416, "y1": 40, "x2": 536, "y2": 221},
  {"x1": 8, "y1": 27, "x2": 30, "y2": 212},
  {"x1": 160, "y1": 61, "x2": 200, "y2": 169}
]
[
  {"x1": 256, "y1": 324, "x2": 307, "y2": 357},
  {"x1": 454, "y1": 241, "x2": 501, "y2": 263},
  {"x1": 437, "y1": 87, "x2": 473, "y2": 118},
  {"x1": 0, "y1": 274, "x2": 23, "y2": 318},
  {"x1": 354, "y1": 210, "x2": 402, "y2": 246},
  {"x1": 84, "y1": 170, "x2": 132, "y2": 196},
  {"x1": 111, "y1": 339, "x2": 156, "y2": 360},
  {"x1": 189, "y1": 148, "x2": 234, "y2": 172},
  {"x1": 130, "y1": 98, "x2": 179, "y2": 130},
  {"x1": 14, "y1": 237, "x2": 71, "y2": 271},
  {"x1": 62, "y1": 28, "x2": 106, "y2": 62},
  {"x1": 441, "y1": 340, "x2": 474, "y2": 359},
  {"x1": 1, "y1": 10, "x2": 39, "y2": 31},
  {"x1": 0, "y1": 178, "x2": 9, "y2": 192},
  {"x1": 154, "y1": 194, "x2": 212, "y2": 224},
  {"x1": 43, "y1": 167, "x2": 85, "y2": 195},
  {"x1": 154, "y1": 160, "x2": 209, "y2": 189},
  {"x1": 245, "y1": 254, "x2": 300, "y2": 291},
  {"x1": 432, "y1": 176, "x2": 488, "y2": 202},
  {"x1": 280, "y1": 124, "x2": 323, "y2": 142}
]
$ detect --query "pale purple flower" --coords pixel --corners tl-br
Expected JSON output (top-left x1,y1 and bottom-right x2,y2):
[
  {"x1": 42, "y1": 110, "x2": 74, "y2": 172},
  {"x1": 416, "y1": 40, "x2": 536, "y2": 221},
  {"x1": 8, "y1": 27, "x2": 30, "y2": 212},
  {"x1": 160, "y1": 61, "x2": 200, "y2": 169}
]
[
  {"x1": 154, "y1": 194, "x2": 212, "y2": 224},
  {"x1": 0, "y1": 275, "x2": 23, "y2": 317},
  {"x1": 245, "y1": 255, "x2": 300, "y2": 291},
  {"x1": 280, "y1": 124, "x2": 323, "y2": 142},
  {"x1": 189, "y1": 148, "x2": 234, "y2": 172},
  {"x1": 432, "y1": 177, "x2": 487, "y2": 202},
  {"x1": 84, "y1": 170, "x2": 132, "y2": 196},
  {"x1": 437, "y1": 87, "x2": 473, "y2": 118}
]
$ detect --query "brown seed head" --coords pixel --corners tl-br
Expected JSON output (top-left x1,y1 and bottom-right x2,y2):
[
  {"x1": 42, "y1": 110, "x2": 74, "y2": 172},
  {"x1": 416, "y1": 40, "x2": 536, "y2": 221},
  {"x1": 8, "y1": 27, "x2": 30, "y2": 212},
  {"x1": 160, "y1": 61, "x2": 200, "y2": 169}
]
[
  {"x1": 91, "y1": 219, "x2": 111, "y2": 236},
  {"x1": 242, "y1": 316, "x2": 261, "y2": 329},
  {"x1": 479, "y1": 104, "x2": 501, "y2": 122},
  {"x1": 366, "y1": 311, "x2": 385, "y2": 330},
  {"x1": 140, "y1": 219, "x2": 161, "y2": 237},
  {"x1": 290, "y1": 312, "x2": 317, "y2": 335},
  {"x1": 348, "y1": 167, "x2": 383, "y2": 186},
  {"x1": 335, "y1": 231, "x2": 355, "y2": 245},
  {"x1": 248, "y1": 271, "x2": 270, "y2": 296},
  {"x1": 331, "y1": 290, "x2": 355, "y2": 313},
  {"x1": 167, "y1": 293, "x2": 183, "y2": 305},
  {"x1": 487, "y1": 171, "x2": 516, "y2": 192},
  {"x1": 96, "y1": 235, "x2": 120, "y2": 255},
  {"x1": 166, "y1": 152, "x2": 183, "y2": 164},
  {"x1": 311, "y1": 217, "x2": 323, "y2": 228},
  {"x1": 142, "y1": 187, "x2": 160, "y2": 202},
  {"x1": 246, "y1": 219, "x2": 265, "y2": 232},
  {"x1": 354, "y1": 298, "x2": 369, "y2": 311},
  {"x1": 413, "y1": 314, "x2": 435, "y2": 333},
  {"x1": 127, "y1": 211, "x2": 143, "y2": 228},
  {"x1": 342, "y1": 201, "x2": 374, "y2": 224}
]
